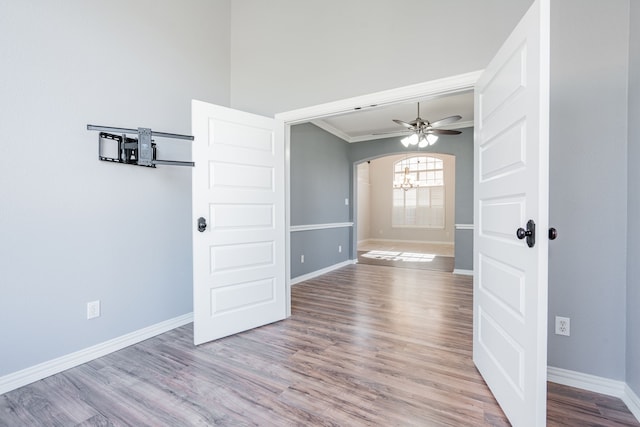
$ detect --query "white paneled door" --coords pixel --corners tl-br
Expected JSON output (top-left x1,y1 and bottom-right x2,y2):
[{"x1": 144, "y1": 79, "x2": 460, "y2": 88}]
[
  {"x1": 192, "y1": 100, "x2": 286, "y2": 345},
  {"x1": 473, "y1": 0, "x2": 550, "y2": 426}
]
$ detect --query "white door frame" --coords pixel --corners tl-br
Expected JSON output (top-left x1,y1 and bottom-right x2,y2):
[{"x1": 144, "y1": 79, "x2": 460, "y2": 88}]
[{"x1": 274, "y1": 70, "x2": 482, "y2": 316}]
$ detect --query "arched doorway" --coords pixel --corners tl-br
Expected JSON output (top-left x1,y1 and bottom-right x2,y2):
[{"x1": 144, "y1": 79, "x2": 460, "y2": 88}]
[{"x1": 356, "y1": 152, "x2": 456, "y2": 272}]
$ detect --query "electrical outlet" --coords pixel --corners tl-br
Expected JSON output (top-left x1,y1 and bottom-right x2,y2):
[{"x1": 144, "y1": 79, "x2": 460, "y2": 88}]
[
  {"x1": 555, "y1": 316, "x2": 570, "y2": 336},
  {"x1": 345, "y1": 198, "x2": 349, "y2": 206},
  {"x1": 87, "y1": 300, "x2": 101, "y2": 319},
  {"x1": 300, "y1": 254, "x2": 305, "y2": 263},
  {"x1": 338, "y1": 245, "x2": 342, "y2": 253}
]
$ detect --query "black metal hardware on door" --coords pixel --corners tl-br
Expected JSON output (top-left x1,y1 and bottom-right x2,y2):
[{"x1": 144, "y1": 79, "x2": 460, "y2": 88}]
[
  {"x1": 549, "y1": 227, "x2": 558, "y2": 240},
  {"x1": 197, "y1": 217, "x2": 207, "y2": 233},
  {"x1": 516, "y1": 219, "x2": 536, "y2": 248}
]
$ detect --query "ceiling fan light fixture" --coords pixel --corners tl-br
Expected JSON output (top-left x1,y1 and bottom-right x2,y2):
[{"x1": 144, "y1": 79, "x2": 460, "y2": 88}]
[
  {"x1": 401, "y1": 133, "x2": 419, "y2": 146},
  {"x1": 418, "y1": 135, "x2": 428, "y2": 148},
  {"x1": 391, "y1": 102, "x2": 461, "y2": 149}
]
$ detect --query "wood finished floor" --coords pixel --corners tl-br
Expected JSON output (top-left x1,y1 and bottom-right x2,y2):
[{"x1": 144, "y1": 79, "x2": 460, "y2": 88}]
[{"x1": 1, "y1": 264, "x2": 638, "y2": 426}]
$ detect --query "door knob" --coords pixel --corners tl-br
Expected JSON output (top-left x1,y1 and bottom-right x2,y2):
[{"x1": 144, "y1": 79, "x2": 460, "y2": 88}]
[
  {"x1": 516, "y1": 219, "x2": 536, "y2": 248},
  {"x1": 549, "y1": 227, "x2": 558, "y2": 240},
  {"x1": 197, "y1": 217, "x2": 207, "y2": 232}
]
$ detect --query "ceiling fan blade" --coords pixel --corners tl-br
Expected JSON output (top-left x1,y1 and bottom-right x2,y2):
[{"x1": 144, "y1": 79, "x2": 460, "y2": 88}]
[
  {"x1": 426, "y1": 129, "x2": 462, "y2": 135},
  {"x1": 393, "y1": 119, "x2": 415, "y2": 129},
  {"x1": 372, "y1": 129, "x2": 412, "y2": 136},
  {"x1": 429, "y1": 115, "x2": 462, "y2": 128}
]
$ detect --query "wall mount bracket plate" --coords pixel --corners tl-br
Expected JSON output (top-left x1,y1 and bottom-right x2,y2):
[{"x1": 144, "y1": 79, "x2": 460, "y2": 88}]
[{"x1": 87, "y1": 124, "x2": 195, "y2": 168}]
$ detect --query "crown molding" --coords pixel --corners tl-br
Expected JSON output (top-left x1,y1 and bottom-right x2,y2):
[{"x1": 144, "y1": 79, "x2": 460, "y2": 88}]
[
  {"x1": 309, "y1": 119, "x2": 353, "y2": 142},
  {"x1": 312, "y1": 119, "x2": 475, "y2": 143}
]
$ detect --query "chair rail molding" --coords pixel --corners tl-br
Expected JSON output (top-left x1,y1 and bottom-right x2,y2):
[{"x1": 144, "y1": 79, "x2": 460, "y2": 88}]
[
  {"x1": 455, "y1": 223, "x2": 474, "y2": 230},
  {"x1": 290, "y1": 222, "x2": 353, "y2": 232}
]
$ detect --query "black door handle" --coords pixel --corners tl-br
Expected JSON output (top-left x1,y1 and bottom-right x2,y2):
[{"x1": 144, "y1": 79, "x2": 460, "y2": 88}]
[
  {"x1": 197, "y1": 217, "x2": 207, "y2": 232},
  {"x1": 516, "y1": 219, "x2": 536, "y2": 248},
  {"x1": 549, "y1": 227, "x2": 558, "y2": 240}
]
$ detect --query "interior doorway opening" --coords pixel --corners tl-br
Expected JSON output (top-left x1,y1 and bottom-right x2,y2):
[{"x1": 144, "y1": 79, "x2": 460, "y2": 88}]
[{"x1": 277, "y1": 71, "x2": 480, "y2": 315}]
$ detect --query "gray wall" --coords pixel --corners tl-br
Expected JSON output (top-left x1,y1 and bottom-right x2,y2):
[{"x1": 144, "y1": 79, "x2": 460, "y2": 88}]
[
  {"x1": 547, "y1": 0, "x2": 629, "y2": 380},
  {"x1": 290, "y1": 228, "x2": 351, "y2": 279},
  {"x1": 290, "y1": 124, "x2": 352, "y2": 226},
  {"x1": 230, "y1": 0, "x2": 534, "y2": 117},
  {"x1": 290, "y1": 124, "x2": 351, "y2": 278},
  {"x1": 0, "y1": 0, "x2": 230, "y2": 376},
  {"x1": 627, "y1": 0, "x2": 640, "y2": 396}
]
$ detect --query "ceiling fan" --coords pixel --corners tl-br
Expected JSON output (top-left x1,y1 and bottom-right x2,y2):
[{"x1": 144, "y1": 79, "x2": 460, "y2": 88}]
[{"x1": 386, "y1": 102, "x2": 462, "y2": 148}]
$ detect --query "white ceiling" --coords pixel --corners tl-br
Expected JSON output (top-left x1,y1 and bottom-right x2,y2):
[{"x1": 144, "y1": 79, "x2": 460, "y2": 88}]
[{"x1": 310, "y1": 91, "x2": 474, "y2": 143}]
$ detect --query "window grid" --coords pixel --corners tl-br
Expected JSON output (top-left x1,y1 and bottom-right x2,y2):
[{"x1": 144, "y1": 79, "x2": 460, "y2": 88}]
[{"x1": 392, "y1": 156, "x2": 445, "y2": 229}]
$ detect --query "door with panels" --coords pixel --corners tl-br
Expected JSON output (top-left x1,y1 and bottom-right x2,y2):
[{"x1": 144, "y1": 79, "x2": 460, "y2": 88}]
[
  {"x1": 192, "y1": 100, "x2": 286, "y2": 345},
  {"x1": 473, "y1": 0, "x2": 550, "y2": 425}
]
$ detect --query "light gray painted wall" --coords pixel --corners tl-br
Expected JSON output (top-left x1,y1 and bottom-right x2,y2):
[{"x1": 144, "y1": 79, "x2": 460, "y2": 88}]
[
  {"x1": 290, "y1": 124, "x2": 351, "y2": 278},
  {"x1": 627, "y1": 0, "x2": 640, "y2": 396},
  {"x1": 547, "y1": 0, "x2": 629, "y2": 380},
  {"x1": 290, "y1": 228, "x2": 351, "y2": 278},
  {"x1": 367, "y1": 153, "x2": 455, "y2": 243},
  {"x1": 290, "y1": 123, "x2": 351, "y2": 225},
  {"x1": 350, "y1": 129, "x2": 474, "y2": 271},
  {"x1": 230, "y1": 0, "x2": 534, "y2": 116},
  {"x1": 454, "y1": 231, "x2": 473, "y2": 272},
  {"x1": 0, "y1": 1, "x2": 230, "y2": 376}
]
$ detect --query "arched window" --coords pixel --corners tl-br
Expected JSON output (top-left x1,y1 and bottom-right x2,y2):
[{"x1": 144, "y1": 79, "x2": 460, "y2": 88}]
[{"x1": 392, "y1": 155, "x2": 445, "y2": 228}]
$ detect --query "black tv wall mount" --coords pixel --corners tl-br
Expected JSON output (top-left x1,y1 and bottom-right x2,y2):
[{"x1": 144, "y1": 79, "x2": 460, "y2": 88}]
[{"x1": 87, "y1": 124, "x2": 195, "y2": 168}]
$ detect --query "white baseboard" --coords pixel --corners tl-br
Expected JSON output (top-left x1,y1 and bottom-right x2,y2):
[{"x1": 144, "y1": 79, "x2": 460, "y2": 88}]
[
  {"x1": 624, "y1": 384, "x2": 640, "y2": 422},
  {"x1": 548, "y1": 366, "x2": 626, "y2": 396},
  {"x1": 548, "y1": 366, "x2": 640, "y2": 422},
  {"x1": 0, "y1": 312, "x2": 193, "y2": 395},
  {"x1": 453, "y1": 269, "x2": 473, "y2": 276},
  {"x1": 291, "y1": 260, "x2": 356, "y2": 285}
]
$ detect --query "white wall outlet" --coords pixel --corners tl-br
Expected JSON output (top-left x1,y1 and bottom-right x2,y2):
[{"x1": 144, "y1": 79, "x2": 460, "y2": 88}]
[
  {"x1": 345, "y1": 198, "x2": 349, "y2": 206},
  {"x1": 300, "y1": 254, "x2": 305, "y2": 263},
  {"x1": 338, "y1": 245, "x2": 342, "y2": 253},
  {"x1": 555, "y1": 316, "x2": 570, "y2": 336},
  {"x1": 87, "y1": 300, "x2": 101, "y2": 319}
]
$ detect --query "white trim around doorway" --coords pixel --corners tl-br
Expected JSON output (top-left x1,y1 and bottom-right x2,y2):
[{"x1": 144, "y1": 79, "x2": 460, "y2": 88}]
[
  {"x1": 275, "y1": 70, "x2": 482, "y2": 317},
  {"x1": 276, "y1": 71, "x2": 482, "y2": 125}
]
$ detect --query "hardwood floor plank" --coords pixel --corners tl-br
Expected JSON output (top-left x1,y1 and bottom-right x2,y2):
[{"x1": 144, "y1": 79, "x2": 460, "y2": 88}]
[{"x1": 0, "y1": 263, "x2": 637, "y2": 426}]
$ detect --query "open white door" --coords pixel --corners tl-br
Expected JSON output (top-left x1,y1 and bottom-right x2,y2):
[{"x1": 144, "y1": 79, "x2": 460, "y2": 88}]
[
  {"x1": 473, "y1": 0, "x2": 549, "y2": 425},
  {"x1": 192, "y1": 100, "x2": 286, "y2": 345}
]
